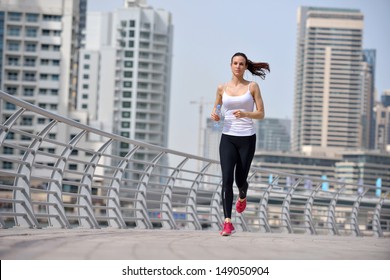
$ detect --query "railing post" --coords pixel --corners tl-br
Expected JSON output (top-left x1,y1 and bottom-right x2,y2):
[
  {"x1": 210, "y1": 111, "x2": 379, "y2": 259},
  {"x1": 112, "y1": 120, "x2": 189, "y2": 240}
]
[
  {"x1": 137, "y1": 151, "x2": 171, "y2": 229},
  {"x1": 258, "y1": 176, "x2": 279, "y2": 233},
  {"x1": 327, "y1": 186, "x2": 345, "y2": 236},
  {"x1": 66, "y1": 131, "x2": 99, "y2": 228},
  {"x1": 281, "y1": 177, "x2": 300, "y2": 233},
  {"x1": 187, "y1": 163, "x2": 209, "y2": 230},
  {"x1": 304, "y1": 182, "x2": 321, "y2": 235},
  {"x1": 372, "y1": 191, "x2": 388, "y2": 238},
  {"x1": 210, "y1": 179, "x2": 223, "y2": 230},
  {"x1": 350, "y1": 189, "x2": 368, "y2": 237},
  {"x1": 13, "y1": 114, "x2": 57, "y2": 228}
]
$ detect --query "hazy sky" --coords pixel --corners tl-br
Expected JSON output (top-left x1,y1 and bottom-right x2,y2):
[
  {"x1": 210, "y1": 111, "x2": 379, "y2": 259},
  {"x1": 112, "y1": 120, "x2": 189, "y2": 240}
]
[{"x1": 88, "y1": 0, "x2": 390, "y2": 156}]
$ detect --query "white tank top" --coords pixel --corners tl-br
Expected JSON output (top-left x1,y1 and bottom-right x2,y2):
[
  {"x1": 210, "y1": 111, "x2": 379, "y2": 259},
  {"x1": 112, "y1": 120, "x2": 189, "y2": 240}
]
[{"x1": 222, "y1": 84, "x2": 256, "y2": 136}]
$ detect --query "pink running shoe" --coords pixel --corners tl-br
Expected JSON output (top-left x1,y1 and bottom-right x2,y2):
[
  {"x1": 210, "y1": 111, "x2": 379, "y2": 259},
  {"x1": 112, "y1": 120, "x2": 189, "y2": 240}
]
[
  {"x1": 220, "y1": 222, "x2": 235, "y2": 236},
  {"x1": 236, "y1": 198, "x2": 247, "y2": 213}
]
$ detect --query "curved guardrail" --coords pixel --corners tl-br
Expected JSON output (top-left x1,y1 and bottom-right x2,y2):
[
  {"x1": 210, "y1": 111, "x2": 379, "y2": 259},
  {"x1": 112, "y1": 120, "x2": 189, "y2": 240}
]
[{"x1": 1, "y1": 90, "x2": 389, "y2": 237}]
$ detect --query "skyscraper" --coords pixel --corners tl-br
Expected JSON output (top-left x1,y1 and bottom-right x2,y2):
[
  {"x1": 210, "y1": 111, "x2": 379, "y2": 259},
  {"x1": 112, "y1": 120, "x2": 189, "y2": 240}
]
[
  {"x1": 292, "y1": 7, "x2": 373, "y2": 156},
  {"x1": 374, "y1": 90, "x2": 390, "y2": 152},
  {"x1": 0, "y1": 0, "x2": 83, "y2": 169},
  {"x1": 78, "y1": 0, "x2": 173, "y2": 157}
]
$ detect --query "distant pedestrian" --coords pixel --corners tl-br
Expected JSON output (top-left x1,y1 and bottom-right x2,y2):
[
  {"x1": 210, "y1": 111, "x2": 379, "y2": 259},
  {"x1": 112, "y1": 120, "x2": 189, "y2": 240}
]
[{"x1": 210, "y1": 52, "x2": 269, "y2": 236}]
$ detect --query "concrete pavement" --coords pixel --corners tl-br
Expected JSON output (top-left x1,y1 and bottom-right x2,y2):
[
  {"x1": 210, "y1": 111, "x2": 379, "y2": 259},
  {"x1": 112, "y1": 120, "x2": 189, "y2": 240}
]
[{"x1": 0, "y1": 228, "x2": 389, "y2": 260}]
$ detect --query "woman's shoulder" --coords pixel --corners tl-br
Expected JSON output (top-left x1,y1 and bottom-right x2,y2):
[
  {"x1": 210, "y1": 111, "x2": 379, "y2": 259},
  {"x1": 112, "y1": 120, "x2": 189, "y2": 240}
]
[{"x1": 217, "y1": 83, "x2": 227, "y2": 94}]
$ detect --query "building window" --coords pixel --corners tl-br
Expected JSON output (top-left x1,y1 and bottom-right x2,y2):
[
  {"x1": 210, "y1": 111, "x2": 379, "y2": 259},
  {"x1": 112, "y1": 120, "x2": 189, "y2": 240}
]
[
  {"x1": 124, "y1": 71, "x2": 132, "y2": 78},
  {"x1": 123, "y1": 91, "x2": 132, "y2": 98},
  {"x1": 6, "y1": 87, "x2": 18, "y2": 95},
  {"x1": 25, "y1": 28, "x2": 38, "y2": 37},
  {"x1": 121, "y1": 122, "x2": 130, "y2": 128},
  {"x1": 122, "y1": 112, "x2": 130, "y2": 118},
  {"x1": 122, "y1": 102, "x2": 131, "y2": 108},
  {"x1": 84, "y1": 64, "x2": 90, "y2": 69},
  {"x1": 21, "y1": 117, "x2": 33, "y2": 126},
  {"x1": 83, "y1": 84, "x2": 89, "y2": 89},
  {"x1": 2, "y1": 162, "x2": 13, "y2": 170},
  {"x1": 82, "y1": 94, "x2": 88, "y2": 99},
  {"x1": 40, "y1": 74, "x2": 48, "y2": 80},
  {"x1": 121, "y1": 132, "x2": 129, "y2": 138},
  {"x1": 7, "y1": 72, "x2": 18, "y2": 81},
  {"x1": 84, "y1": 54, "x2": 90, "y2": 59},
  {"x1": 8, "y1": 41, "x2": 20, "y2": 51},
  {"x1": 123, "y1": 82, "x2": 132, "y2": 88},
  {"x1": 128, "y1": 41, "x2": 134, "y2": 48},
  {"x1": 129, "y1": 20, "x2": 135, "y2": 27},
  {"x1": 82, "y1": 104, "x2": 88, "y2": 109},
  {"x1": 83, "y1": 74, "x2": 89, "y2": 79},
  {"x1": 68, "y1": 164, "x2": 78, "y2": 170},
  {"x1": 6, "y1": 132, "x2": 15, "y2": 140},
  {"x1": 125, "y1": 51, "x2": 133, "y2": 58},
  {"x1": 120, "y1": 142, "x2": 129, "y2": 149},
  {"x1": 24, "y1": 57, "x2": 36, "y2": 66},
  {"x1": 25, "y1": 43, "x2": 37, "y2": 52},
  {"x1": 124, "y1": 61, "x2": 133, "y2": 68},
  {"x1": 42, "y1": 30, "x2": 50, "y2": 36},
  {"x1": 23, "y1": 72, "x2": 35, "y2": 81},
  {"x1": 8, "y1": 12, "x2": 22, "y2": 21},
  {"x1": 26, "y1": 13, "x2": 39, "y2": 22},
  {"x1": 5, "y1": 102, "x2": 16, "y2": 110},
  {"x1": 7, "y1": 57, "x2": 19, "y2": 66},
  {"x1": 43, "y1": 15, "x2": 61, "y2": 21},
  {"x1": 41, "y1": 44, "x2": 49, "y2": 51},
  {"x1": 8, "y1": 26, "x2": 21, "y2": 36},
  {"x1": 23, "y1": 88, "x2": 34, "y2": 96}
]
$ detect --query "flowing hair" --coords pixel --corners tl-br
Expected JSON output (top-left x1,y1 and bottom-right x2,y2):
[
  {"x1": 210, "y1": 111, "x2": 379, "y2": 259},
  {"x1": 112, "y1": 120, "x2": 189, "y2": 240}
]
[{"x1": 231, "y1": 52, "x2": 270, "y2": 79}]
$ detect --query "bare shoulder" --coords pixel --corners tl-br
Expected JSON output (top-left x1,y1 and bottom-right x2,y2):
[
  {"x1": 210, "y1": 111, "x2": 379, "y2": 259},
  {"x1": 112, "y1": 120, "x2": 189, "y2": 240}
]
[
  {"x1": 249, "y1": 81, "x2": 261, "y2": 96},
  {"x1": 216, "y1": 83, "x2": 225, "y2": 96}
]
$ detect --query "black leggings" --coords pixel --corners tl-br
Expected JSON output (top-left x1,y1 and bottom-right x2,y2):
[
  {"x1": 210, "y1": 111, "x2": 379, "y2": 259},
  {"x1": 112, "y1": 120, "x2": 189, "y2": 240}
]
[{"x1": 219, "y1": 133, "x2": 256, "y2": 219}]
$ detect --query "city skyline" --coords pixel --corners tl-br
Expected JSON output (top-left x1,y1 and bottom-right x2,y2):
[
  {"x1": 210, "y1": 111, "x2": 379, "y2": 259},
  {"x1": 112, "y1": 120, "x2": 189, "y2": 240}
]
[{"x1": 88, "y1": 0, "x2": 390, "y2": 156}]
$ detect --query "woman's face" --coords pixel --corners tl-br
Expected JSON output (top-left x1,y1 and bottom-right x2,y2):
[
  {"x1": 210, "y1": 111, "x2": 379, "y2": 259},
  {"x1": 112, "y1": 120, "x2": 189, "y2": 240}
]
[{"x1": 230, "y1": 55, "x2": 247, "y2": 77}]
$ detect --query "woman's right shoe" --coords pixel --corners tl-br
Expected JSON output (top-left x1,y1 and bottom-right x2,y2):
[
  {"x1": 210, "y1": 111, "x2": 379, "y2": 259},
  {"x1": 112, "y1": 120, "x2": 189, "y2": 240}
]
[
  {"x1": 220, "y1": 222, "x2": 235, "y2": 236},
  {"x1": 236, "y1": 198, "x2": 247, "y2": 213}
]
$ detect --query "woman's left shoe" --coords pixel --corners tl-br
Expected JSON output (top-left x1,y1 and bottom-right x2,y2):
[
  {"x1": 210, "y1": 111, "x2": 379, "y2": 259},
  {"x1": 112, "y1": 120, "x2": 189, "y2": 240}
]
[
  {"x1": 220, "y1": 222, "x2": 235, "y2": 236},
  {"x1": 236, "y1": 198, "x2": 246, "y2": 213}
]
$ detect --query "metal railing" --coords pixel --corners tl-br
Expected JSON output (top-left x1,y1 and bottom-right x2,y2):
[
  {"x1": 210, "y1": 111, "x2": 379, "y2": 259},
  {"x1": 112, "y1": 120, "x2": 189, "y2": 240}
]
[{"x1": 1, "y1": 90, "x2": 389, "y2": 237}]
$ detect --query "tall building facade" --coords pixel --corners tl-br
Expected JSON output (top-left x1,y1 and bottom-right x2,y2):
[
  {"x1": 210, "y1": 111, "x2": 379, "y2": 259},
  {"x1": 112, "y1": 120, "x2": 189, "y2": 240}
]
[
  {"x1": 0, "y1": 0, "x2": 83, "y2": 169},
  {"x1": 256, "y1": 118, "x2": 291, "y2": 152},
  {"x1": 374, "y1": 90, "x2": 390, "y2": 152},
  {"x1": 77, "y1": 0, "x2": 173, "y2": 157},
  {"x1": 292, "y1": 7, "x2": 374, "y2": 156}
]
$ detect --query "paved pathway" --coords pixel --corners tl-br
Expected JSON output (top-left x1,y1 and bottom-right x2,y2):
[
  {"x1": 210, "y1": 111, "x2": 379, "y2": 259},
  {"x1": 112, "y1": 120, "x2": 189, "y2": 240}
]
[{"x1": 0, "y1": 228, "x2": 389, "y2": 260}]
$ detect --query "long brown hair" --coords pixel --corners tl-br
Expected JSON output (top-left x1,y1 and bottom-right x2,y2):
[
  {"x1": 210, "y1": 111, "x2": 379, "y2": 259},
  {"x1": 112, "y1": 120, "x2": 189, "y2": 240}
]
[{"x1": 231, "y1": 52, "x2": 270, "y2": 79}]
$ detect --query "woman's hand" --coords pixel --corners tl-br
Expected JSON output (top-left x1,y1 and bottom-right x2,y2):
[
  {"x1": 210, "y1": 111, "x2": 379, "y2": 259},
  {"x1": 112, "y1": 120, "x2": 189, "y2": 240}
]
[
  {"x1": 233, "y1": 110, "x2": 245, "y2": 118},
  {"x1": 211, "y1": 112, "x2": 221, "y2": 121}
]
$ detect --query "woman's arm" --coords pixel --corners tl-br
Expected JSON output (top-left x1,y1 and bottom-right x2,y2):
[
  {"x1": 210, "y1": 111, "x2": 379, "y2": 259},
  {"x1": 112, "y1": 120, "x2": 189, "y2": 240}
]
[
  {"x1": 233, "y1": 82, "x2": 265, "y2": 120},
  {"x1": 211, "y1": 84, "x2": 224, "y2": 121}
]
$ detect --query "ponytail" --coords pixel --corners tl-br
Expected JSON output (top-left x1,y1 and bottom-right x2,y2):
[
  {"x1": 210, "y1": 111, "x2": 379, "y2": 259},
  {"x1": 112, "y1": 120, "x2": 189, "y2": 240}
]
[{"x1": 231, "y1": 52, "x2": 270, "y2": 79}]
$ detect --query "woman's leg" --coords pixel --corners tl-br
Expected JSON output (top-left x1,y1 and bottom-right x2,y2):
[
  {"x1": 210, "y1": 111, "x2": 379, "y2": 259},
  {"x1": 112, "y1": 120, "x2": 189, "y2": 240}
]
[
  {"x1": 219, "y1": 134, "x2": 238, "y2": 219},
  {"x1": 235, "y1": 134, "x2": 256, "y2": 199}
]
